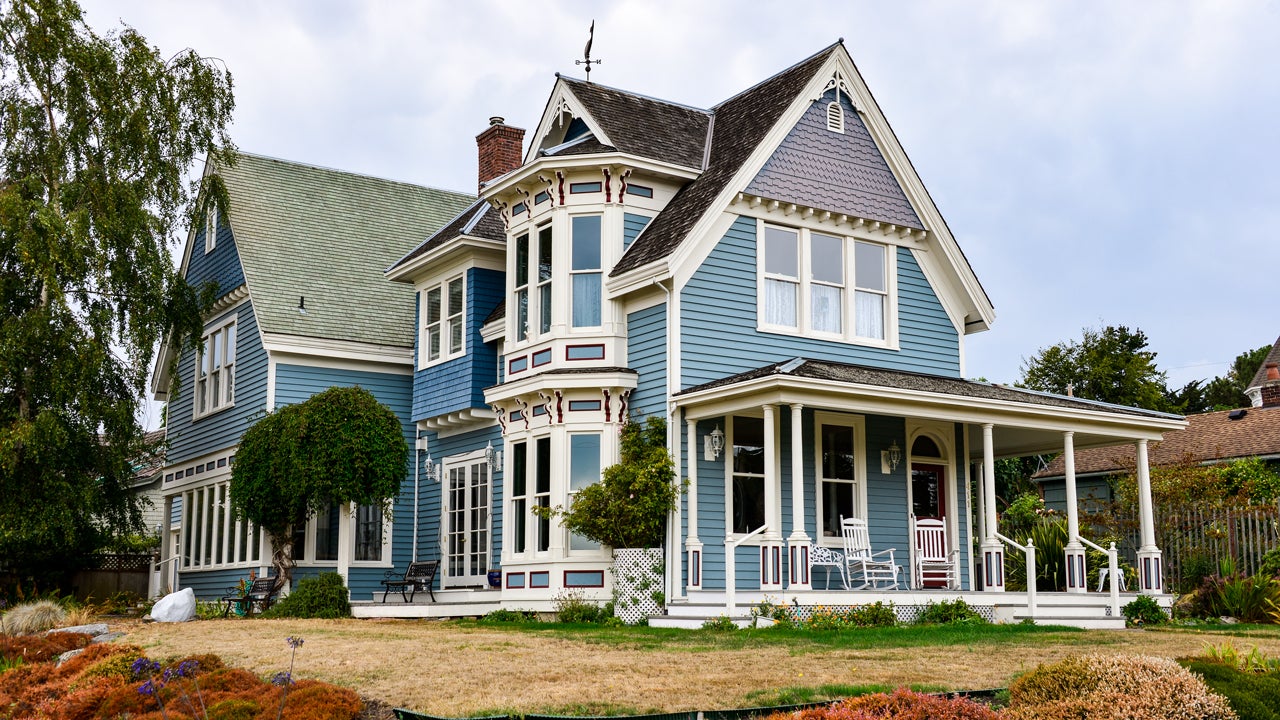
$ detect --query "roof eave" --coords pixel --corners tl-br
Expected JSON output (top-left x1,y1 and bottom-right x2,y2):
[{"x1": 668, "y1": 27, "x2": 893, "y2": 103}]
[
  {"x1": 482, "y1": 152, "x2": 701, "y2": 203},
  {"x1": 385, "y1": 236, "x2": 506, "y2": 283}
]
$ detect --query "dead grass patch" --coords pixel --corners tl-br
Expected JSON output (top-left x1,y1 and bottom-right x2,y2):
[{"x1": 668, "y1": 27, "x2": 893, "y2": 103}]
[{"x1": 118, "y1": 619, "x2": 1280, "y2": 717}]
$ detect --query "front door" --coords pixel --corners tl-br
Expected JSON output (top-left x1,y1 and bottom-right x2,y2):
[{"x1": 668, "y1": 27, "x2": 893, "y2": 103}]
[
  {"x1": 910, "y1": 464, "x2": 945, "y2": 521},
  {"x1": 444, "y1": 458, "x2": 490, "y2": 587}
]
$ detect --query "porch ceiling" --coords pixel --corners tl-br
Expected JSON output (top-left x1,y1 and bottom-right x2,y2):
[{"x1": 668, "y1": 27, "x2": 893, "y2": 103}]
[{"x1": 675, "y1": 358, "x2": 1186, "y2": 456}]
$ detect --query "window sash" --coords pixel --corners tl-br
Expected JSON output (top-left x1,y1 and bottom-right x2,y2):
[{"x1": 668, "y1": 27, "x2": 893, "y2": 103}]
[
  {"x1": 195, "y1": 321, "x2": 236, "y2": 417},
  {"x1": 354, "y1": 504, "x2": 383, "y2": 562},
  {"x1": 568, "y1": 433, "x2": 601, "y2": 550},
  {"x1": 179, "y1": 482, "x2": 261, "y2": 570},
  {"x1": 730, "y1": 417, "x2": 766, "y2": 535}
]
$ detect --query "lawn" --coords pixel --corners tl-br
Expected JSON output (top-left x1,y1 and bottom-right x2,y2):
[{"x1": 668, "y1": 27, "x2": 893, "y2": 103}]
[{"x1": 118, "y1": 618, "x2": 1280, "y2": 717}]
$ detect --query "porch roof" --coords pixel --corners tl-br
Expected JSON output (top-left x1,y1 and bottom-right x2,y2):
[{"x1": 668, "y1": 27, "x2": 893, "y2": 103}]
[{"x1": 674, "y1": 358, "x2": 1186, "y2": 457}]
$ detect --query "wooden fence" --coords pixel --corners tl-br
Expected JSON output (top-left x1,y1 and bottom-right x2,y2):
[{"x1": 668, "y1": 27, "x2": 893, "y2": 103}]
[
  {"x1": 1117, "y1": 501, "x2": 1280, "y2": 592},
  {"x1": 70, "y1": 553, "x2": 155, "y2": 600}
]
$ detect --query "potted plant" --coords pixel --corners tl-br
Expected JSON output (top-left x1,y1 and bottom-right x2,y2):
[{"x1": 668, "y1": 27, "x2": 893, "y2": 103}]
[{"x1": 537, "y1": 416, "x2": 683, "y2": 623}]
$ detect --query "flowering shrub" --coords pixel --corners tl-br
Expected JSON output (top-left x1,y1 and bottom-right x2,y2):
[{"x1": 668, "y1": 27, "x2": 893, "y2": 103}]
[
  {"x1": 1006, "y1": 654, "x2": 1236, "y2": 720},
  {"x1": 766, "y1": 687, "x2": 1000, "y2": 720},
  {"x1": 917, "y1": 599, "x2": 985, "y2": 626},
  {"x1": 804, "y1": 603, "x2": 897, "y2": 630}
]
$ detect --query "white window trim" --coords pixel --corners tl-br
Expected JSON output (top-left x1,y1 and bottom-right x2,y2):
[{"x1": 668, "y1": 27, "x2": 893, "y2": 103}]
[
  {"x1": 506, "y1": 432, "x2": 556, "y2": 559},
  {"x1": 813, "y1": 411, "x2": 868, "y2": 547},
  {"x1": 419, "y1": 273, "x2": 467, "y2": 370},
  {"x1": 755, "y1": 219, "x2": 898, "y2": 349},
  {"x1": 348, "y1": 501, "x2": 393, "y2": 568},
  {"x1": 193, "y1": 313, "x2": 237, "y2": 420},
  {"x1": 904, "y1": 421, "x2": 959, "y2": 559},
  {"x1": 440, "y1": 448, "x2": 493, "y2": 585},
  {"x1": 178, "y1": 479, "x2": 264, "y2": 571},
  {"x1": 724, "y1": 412, "x2": 769, "y2": 545},
  {"x1": 204, "y1": 206, "x2": 218, "y2": 254}
]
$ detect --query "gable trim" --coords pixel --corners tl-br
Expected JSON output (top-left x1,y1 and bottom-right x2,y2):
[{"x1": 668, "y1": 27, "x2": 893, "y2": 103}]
[{"x1": 527, "y1": 80, "x2": 615, "y2": 163}]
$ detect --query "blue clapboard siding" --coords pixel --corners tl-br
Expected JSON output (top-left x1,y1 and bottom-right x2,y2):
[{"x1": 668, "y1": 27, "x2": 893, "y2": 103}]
[
  {"x1": 413, "y1": 267, "x2": 503, "y2": 421},
  {"x1": 680, "y1": 217, "x2": 960, "y2": 388},
  {"x1": 623, "y1": 213, "x2": 651, "y2": 250},
  {"x1": 626, "y1": 303, "x2": 666, "y2": 420},
  {"x1": 176, "y1": 567, "x2": 244, "y2": 599},
  {"x1": 274, "y1": 363, "x2": 415, "y2": 597},
  {"x1": 166, "y1": 301, "x2": 269, "y2": 465},
  {"x1": 416, "y1": 425, "x2": 504, "y2": 589},
  {"x1": 186, "y1": 209, "x2": 245, "y2": 298},
  {"x1": 1041, "y1": 477, "x2": 1113, "y2": 513}
]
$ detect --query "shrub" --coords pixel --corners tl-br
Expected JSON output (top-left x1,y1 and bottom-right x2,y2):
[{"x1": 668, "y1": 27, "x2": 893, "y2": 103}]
[
  {"x1": 479, "y1": 608, "x2": 539, "y2": 624},
  {"x1": 553, "y1": 589, "x2": 612, "y2": 624},
  {"x1": 1191, "y1": 572, "x2": 1280, "y2": 622},
  {"x1": 1007, "y1": 654, "x2": 1236, "y2": 720},
  {"x1": 1122, "y1": 595, "x2": 1168, "y2": 626},
  {"x1": 917, "y1": 599, "x2": 984, "y2": 625},
  {"x1": 80, "y1": 648, "x2": 146, "y2": 681},
  {"x1": 1182, "y1": 551, "x2": 1219, "y2": 593},
  {"x1": 1202, "y1": 642, "x2": 1280, "y2": 674},
  {"x1": 702, "y1": 615, "x2": 737, "y2": 631},
  {"x1": 1183, "y1": 658, "x2": 1280, "y2": 720},
  {"x1": 207, "y1": 697, "x2": 261, "y2": 720},
  {"x1": 767, "y1": 687, "x2": 1000, "y2": 720},
  {"x1": 279, "y1": 679, "x2": 362, "y2": 719},
  {"x1": 261, "y1": 572, "x2": 351, "y2": 619},
  {"x1": 1, "y1": 600, "x2": 66, "y2": 634},
  {"x1": 1261, "y1": 547, "x2": 1280, "y2": 580},
  {"x1": 0, "y1": 631, "x2": 91, "y2": 664},
  {"x1": 848, "y1": 602, "x2": 897, "y2": 628}
]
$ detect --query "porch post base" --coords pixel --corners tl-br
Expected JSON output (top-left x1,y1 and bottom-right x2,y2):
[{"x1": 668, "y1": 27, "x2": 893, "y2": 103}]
[
  {"x1": 787, "y1": 535, "x2": 812, "y2": 590},
  {"x1": 1137, "y1": 548, "x2": 1163, "y2": 594},
  {"x1": 1064, "y1": 544, "x2": 1087, "y2": 594},
  {"x1": 760, "y1": 539, "x2": 784, "y2": 590},
  {"x1": 981, "y1": 540, "x2": 1005, "y2": 592},
  {"x1": 686, "y1": 539, "x2": 703, "y2": 591}
]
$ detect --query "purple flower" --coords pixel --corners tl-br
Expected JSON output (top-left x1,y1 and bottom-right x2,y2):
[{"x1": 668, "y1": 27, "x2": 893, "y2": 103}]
[
  {"x1": 138, "y1": 679, "x2": 160, "y2": 696},
  {"x1": 285, "y1": 636, "x2": 304, "y2": 649},
  {"x1": 178, "y1": 659, "x2": 199, "y2": 677},
  {"x1": 131, "y1": 657, "x2": 160, "y2": 677},
  {"x1": 271, "y1": 671, "x2": 293, "y2": 686}
]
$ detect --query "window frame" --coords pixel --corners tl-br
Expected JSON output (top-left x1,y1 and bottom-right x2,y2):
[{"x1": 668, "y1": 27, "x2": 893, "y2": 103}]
[
  {"x1": 420, "y1": 273, "x2": 467, "y2": 369},
  {"x1": 566, "y1": 431, "x2": 602, "y2": 552},
  {"x1": 350, "y1": 501, "x2": 391, "y2": 566},
  {"x1": 179, "y1": 479, "x2": 263, "y2": 571},
  {"x1": 569, "y1": 214, "x2": 603, "y2": 329},
  {"x1": 725, "y1": 414, "x2": 768, "y2": 541},
  {"x1": 204, "y1": 205, "x2": 218, "y2": 254},
  {"x1": 812, "y1": 411, "x2": 868, "y2": 547},
  {"x1": 193, "y1": 314, "x2": 237, "y2": 420},
  {"x1": 756, "y1": 220, "x2": 897, "y2": 348}
]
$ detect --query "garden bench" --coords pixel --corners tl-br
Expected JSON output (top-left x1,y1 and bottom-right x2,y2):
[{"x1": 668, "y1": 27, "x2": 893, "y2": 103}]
[
  {"x1": 381, "y1": 560, "x2": 438, "y2": 603},
  {"x1": 220, "y1": 576, "x2": 280, "y2": 617}
]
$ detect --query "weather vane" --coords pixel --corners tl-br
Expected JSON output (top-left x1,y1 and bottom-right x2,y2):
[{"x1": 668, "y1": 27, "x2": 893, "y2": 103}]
[{"x1": 576, "y1": 20, "x2": 602, "y2": 82}]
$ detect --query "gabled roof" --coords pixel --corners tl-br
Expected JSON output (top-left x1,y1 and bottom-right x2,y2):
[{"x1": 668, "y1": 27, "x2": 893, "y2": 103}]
[
  {"x1": 387, "y1": 198, "x2": 505, "y2": 275},
  {"x1": 1034, "y1": 405, "x2": 1280, "y2": 479},
  {"x1": 1246, "y1": 336, "x2": 1280, "y2": 398},
  {"x1": 677, "y1": 357, "x2": 1179, "y2": 421},
  {"x1": 554, "y1": 78, "x2": 710, "y2": 169},
  {"x1": 612, "y1": 43, "x2": 839, "y2": 276},
  {"x1": 220, "y1": 153, "x2": 473, "y2": 348}
]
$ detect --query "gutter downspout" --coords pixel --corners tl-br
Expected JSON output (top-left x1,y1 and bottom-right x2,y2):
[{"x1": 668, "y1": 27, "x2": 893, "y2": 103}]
[{"x1": 652, "y1": 277, "x2": 680, "y2": 604}]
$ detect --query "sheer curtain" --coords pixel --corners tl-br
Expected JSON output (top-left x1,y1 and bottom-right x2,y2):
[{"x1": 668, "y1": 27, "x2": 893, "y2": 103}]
[{"x1": 766, "y1": 278, "x2": 797, "y2": 327}]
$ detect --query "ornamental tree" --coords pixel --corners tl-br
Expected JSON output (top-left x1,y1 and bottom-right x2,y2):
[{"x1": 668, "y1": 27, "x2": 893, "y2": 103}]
[
  {"x1": 230, "y1": 386, "x2": 407, "y2": 584},
  {"x1": 1020, "y1": 325, "x2": 1172, "y2": 412},
  {"x1": 0, "y1": 0, "x2": 234, "y2": 580}
]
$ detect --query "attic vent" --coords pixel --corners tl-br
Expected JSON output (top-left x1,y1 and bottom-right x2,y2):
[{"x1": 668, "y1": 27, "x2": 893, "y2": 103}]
[
  {"x1": 1229, "y1": 409, "x2": 1248, "y2": 421},
  {"x1": 826, "y1": 101, "x2": 844, "y2": 133}
]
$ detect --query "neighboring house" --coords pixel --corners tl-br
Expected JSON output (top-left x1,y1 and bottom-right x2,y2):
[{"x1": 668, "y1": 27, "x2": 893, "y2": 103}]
[
  {"x1": 157, "y1": 41, "x2": 1188, "y2": 625},
  {"x1": 151, "y1": 154, "x2": 472, "y2": 599},
  {"x1": 1245, "y1": 337, "x2": 1280, "y2": 408},
  {"x1": 131, "y1": 429, "x2": 167, "y2": 536},
  {"x1": 1036, "y1": 367, "x2": 1280, "y2": 511}
]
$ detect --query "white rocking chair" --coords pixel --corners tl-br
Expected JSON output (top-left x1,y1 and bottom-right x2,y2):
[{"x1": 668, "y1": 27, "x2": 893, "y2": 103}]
[
  {"x1": 911, "y1": 515, "x2": 960, "y2": 590},
  {"x1": 840, "y1": 517, "x2": 902, "y2": 590}
]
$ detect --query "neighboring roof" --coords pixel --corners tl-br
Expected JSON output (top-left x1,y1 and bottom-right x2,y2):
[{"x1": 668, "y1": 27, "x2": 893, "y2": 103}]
[
  {"x1": 612, "y1": 42, "x2": 840, "y2": 276},
  {"x1": 387, "y1": 199, "x2": 505, "y2": 273},
  {"x1": 220, "y1": 153, "x2": 473, "y2": 348},
  {"x1": 1035, "y1": 405, "x2": 1280, "y2": 479},
  {"x1": 558, "y1": 77, "x2": 710, "y2": 169},
  {"x1": 677, "y1": 357, "x2": 1180, "y2": 421},
  {"x1": 1247, "y1": 336, "x2": 1280, "y2": 394}
]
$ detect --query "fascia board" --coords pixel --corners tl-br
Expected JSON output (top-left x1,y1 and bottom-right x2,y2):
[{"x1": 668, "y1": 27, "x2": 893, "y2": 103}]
[
  {"x1": 479, "y1": 319, "x2": 505, "y2": 343},
  {"x1": 676, "y1": 375, "x2": 1186, "y2": 439},
  {"x1": 605, "y1": 258, "x2": 671, "y2": 298},
  {"x1": 483, "y1": 152, "x2": 700, "y2": 202},
  {"x1": 385, "y1": 237, "x2": 506, "y2": 283},
  {"x1": 484, "y1": 371, "x2": 638, "y2": 405}
]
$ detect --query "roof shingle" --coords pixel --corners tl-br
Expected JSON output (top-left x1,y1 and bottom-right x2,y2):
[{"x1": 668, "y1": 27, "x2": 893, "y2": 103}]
[{"x1": 559, "y1": 78, "x2": 710, "y2": 169}]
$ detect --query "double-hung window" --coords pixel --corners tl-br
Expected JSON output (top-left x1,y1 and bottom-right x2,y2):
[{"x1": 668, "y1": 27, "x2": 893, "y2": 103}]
[
  {"x1": 570, "y1": 215, "x2": 602, "y2": 328},
  {"x1": 423, "y1": 275, "x2": 465, "y2": 365},
  {"x1": 537, "y1": 226, "x2": 553, "y2": 334},
  {"x1": 195, "y1": 318, "x2": 235, "y2": 418},
  {"x1": 730, "y1": 417, "x2": 766, "y2": 535},
  {"x1": 568, "y1": 433, "x2": 601, "y2": 550},
  {"x1": 509, "y1": 437, "x2": 552, "y2": 554},
  {"x1": 514, "y1": 233, "x2": 530, "y2": 342},
  {"x1": 815, "y1": 414, "x2": 866, "y2": 541},
  {"x1": 759, "y1": 223, "x2": 891, "y2": 343}
]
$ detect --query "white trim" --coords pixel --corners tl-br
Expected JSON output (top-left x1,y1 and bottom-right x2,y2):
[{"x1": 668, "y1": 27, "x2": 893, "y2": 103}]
[
  {"x1": 485, "y1": 152, "x2": 700, "y2": 203},
  {"x1": 812, "y1": 411, "x2": 868, "y2": 546},
  {"x1": 260, "y1": 332, "x2": 413, "y2": 369},
  {"x1": 484, "y1": 369, "x2": 637, "y2": 405},
  {"x1": 418, "y1": 272, "x2": 468, "y2": 370},
  {"x1": 440, "y1": 449, "x2": 495, "y2": 586},
  {"x1": 529, "y1": 81, "x2": 617, "y2": 160},
  {"x1": 904, "y1": 421, "x2": 959, "y2": 570},
  {"x1": 192, "y1": 313, "x2": 238, "y2": 420},
  {"x1": 385, "y1": 236, "x2": 506, "y2": 284},
  {"x1": 348, "y1": 501, "x2": 393, "y2": 569}
]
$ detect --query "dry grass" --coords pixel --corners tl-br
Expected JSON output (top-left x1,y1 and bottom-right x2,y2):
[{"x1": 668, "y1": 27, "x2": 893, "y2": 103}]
[{"x1": 117, "y1": 619, "x2": 1280, "y2": 717}]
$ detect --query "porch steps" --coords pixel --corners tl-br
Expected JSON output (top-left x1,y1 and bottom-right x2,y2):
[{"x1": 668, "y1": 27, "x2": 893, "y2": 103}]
[{"x1": 351, "y1": 588, "x2": 502, "y2": 619}]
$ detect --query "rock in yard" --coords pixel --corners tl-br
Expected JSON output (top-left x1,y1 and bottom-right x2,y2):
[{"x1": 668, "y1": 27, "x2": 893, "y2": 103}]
[
  {"x1": 51, "y1": 622, "x2": 109, "y2": 637},
  {"x1": 90, "y1": 632, "x2": 125, "y2": 644},
  {"x1": 150, "y1": 587, "x2": 197, "y2": 622}
]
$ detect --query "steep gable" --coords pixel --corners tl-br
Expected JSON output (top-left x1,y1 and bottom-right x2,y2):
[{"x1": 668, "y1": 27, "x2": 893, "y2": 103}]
[
  {"x1": 744, "y1": 89, "x2": 922, "y2": 229},
  {"x1": 552, "y1": 78, "x2": 710, "y2": 169}
]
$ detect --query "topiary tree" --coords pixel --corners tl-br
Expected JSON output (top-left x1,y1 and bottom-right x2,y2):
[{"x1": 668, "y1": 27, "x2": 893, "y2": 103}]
[
  {"x1": 230, "y1": 386, "x2": 407, "y2": 585},
  {"x1": 540, "y1": 416, "x2": 682, "y2": 549}
]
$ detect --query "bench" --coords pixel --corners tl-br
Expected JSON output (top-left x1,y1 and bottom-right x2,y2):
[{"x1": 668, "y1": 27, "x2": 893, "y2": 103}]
[
  {"x1": 220, "y1": 576, "x2": 280, "y2": 617},
  {"x1": 381, "y1": 560, "x2": 438, "y2": 603}
]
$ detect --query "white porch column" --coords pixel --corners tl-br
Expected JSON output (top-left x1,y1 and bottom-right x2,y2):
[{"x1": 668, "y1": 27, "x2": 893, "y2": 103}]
[
  {"x1": 760, "y1": 404, "x2": 783, "y2": 589},
  {"x1": 787, "y1": 403, "x2": 811, "y2": 590},
  {"x1": 1135, "y1": 439, "x2": 1164, "y2": 594},
  {"x1": 1062, "y1": 432, "x2": 1087, "y2": 593},
  {"x1": 685, "y1": 418, "x2": 702, "y2": 591},
  {"x1": 980, "y1": 423, "x2": 1005, "y2": 591}
]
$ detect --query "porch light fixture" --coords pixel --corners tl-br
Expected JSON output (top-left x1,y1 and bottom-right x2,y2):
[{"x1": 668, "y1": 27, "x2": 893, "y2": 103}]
[
  {"x1": 706, "y1": 424, "x2": 725, "y2": 461},
  {"x1": 424, "y1": 454, "x2": 438, "y2": 482},
  {"x1": 885, "y1": 440, "x2": 902, "y2": 472},
  {"x1": 484, "y1": 440, "x2": 500, "y2": 468}
]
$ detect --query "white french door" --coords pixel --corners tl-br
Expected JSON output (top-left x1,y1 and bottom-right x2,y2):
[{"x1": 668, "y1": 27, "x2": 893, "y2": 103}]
[{"x1": 443, "y1": 456, "x2": 491, "y2": 587}]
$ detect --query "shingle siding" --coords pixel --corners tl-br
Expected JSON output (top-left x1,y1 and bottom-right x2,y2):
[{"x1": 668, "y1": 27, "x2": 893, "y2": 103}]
[
  {"x1": 680, "y1": 216, "x2": 960, "y2": 389},
  {"x1": 166, "y1": 301, "x2": 268, "y2": 465},
  {"x1": 626, "y1": 303, "x2": 666, "y2": 420}
]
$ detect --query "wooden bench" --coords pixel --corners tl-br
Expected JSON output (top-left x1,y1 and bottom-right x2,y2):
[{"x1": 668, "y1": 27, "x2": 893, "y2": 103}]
[
  {"x1": 381, "y1": 560, "x2": 438, "y2": 603},
  {"x1": 220, "y1": 576, "x2": 280, "y2": 617}
]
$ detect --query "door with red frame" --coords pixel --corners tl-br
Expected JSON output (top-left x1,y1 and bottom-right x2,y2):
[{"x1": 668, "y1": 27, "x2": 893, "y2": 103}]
[{"x1": 911, "y1": 462, "x2": 947, "y2": 588}]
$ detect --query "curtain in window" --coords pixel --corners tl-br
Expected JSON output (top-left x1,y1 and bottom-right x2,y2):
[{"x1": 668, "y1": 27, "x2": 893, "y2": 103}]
[
  {"x1": 572, "y1": 274, "x2": 601, "y2": 327},
  {"x1": 811, "y1": 285, "x2": 842, "y2": 333},
  {"x1": 765, "y1": 279, "x2": 797, "y2": 327},
  {"x1": 855, "y1": 291, "x2": 884, "y2": 340}
]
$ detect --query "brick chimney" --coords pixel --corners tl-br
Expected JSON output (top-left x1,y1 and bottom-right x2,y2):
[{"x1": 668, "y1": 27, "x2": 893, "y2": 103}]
[
  {"x1": 1263, "y1": 362, "x2": 1280, "y2": 408},
  {"x1": 476, "y1": 117, "x2": 525, "y2": 194}
]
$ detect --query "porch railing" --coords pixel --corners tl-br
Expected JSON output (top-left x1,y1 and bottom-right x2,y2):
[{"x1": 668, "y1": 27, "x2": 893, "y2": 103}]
[
  {"x1": 724, "y1": 525, "x2": 767, "y2": 617},
  {"x1": 995, "y1": 533, "x2": 1035, "y2": 618},
  {"x1": 1079, "y1": 536, "x2": 1122, "y2": 618}
]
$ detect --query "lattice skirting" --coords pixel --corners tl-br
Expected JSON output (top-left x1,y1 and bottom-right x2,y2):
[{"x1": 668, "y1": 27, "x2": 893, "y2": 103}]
[
  {"x1": 612, "y1": 548, "x2": 664, "y2": 625},
  {"x1": 787, "y1": 602, "x2": 996, "y2": 624}
]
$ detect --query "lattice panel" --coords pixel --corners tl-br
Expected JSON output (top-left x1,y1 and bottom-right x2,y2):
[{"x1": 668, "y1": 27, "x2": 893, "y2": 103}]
[
  {"x1": 612, "y1": 548, "x2": 664, "y2": 625},
  {"x1": 788, "y1": 603, "x2": 996, "y2": 624}
]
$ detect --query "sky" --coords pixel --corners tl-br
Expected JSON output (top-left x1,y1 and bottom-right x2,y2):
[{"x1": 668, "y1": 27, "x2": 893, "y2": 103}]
[{"x1": 74, "y1": 0, "x2": 1279, "y2": 427}]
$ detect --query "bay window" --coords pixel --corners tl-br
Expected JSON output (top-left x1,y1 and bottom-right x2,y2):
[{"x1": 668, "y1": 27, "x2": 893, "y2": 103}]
[
  {"x1": 571, "y1": 215, "x2": 602, "y2": 328},
  {"x1": 759, "y1": 222, "x2": 891, "y2": 343},
  {"x1": 195, "y1": 318, "x2": 236, "y2": 418},
  {"x1": 422, "y1": 274, "x2": 465, "y2": 366},
  {"x1": 568, "y1": 433, "x2": 602, "y2": 550},
  {"x1": 509, "y1": 437, "x2": 552, "y2": 554}
]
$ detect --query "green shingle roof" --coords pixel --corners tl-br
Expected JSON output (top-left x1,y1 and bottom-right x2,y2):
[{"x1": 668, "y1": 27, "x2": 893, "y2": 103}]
[{"x1": 220, "y1": 153, "x2": 473, "y2": 348}]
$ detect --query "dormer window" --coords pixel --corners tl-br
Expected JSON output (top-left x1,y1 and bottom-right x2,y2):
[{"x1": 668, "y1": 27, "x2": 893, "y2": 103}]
[
  {"x1": 422, "y1": 274, "x2": 465, "y2": 366},
  {"x1": 204, "y1": 205, "x2": 219, "y2": 254},
  {"x1": 826, "y1": 102, "x2": 844, "y2": 134}
]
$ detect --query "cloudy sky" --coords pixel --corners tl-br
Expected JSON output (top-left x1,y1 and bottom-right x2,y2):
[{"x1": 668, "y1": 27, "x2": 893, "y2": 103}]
[{"x1": 77, "y1": 0, "x2": 1278, "y2": 424}]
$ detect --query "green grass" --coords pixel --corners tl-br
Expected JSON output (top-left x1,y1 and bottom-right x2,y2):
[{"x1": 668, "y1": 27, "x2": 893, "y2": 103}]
[
  {"x1": 742, "y1": 683, "x2": 947, "y2": 706},
  {"x1": 448, "y1": 619, "x2": 1092, "y2": 653},
  {"x1": 469, "y1": 702, "x2": 658, "y2": 718}
]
